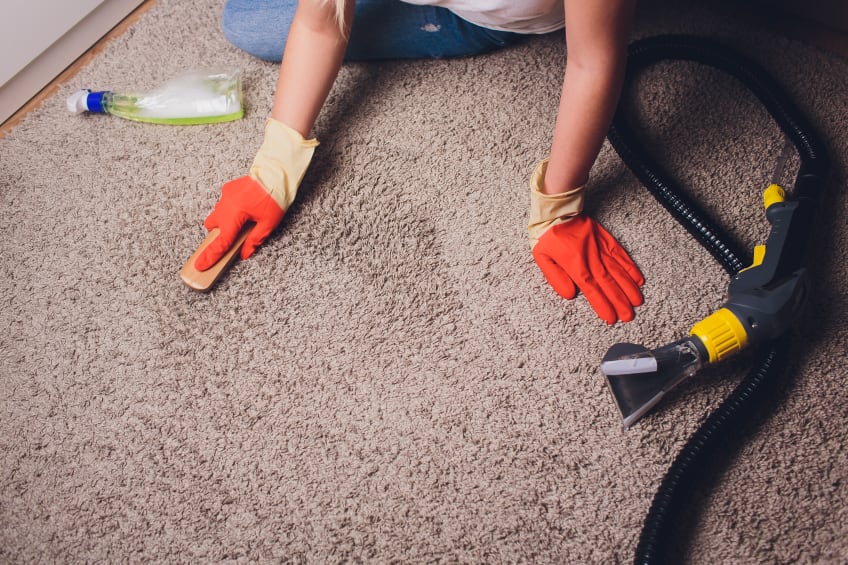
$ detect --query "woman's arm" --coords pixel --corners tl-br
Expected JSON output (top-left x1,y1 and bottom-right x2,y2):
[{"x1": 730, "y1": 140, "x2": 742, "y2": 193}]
[
  {"x1": 191, "y1": 0, "x2": 354, "y2": 273},
  {"x1": 543, "y1": 0, "x2": 636, "y2": 194},
  {"x1": 271, "y1": 0, "x2": 355, "y2": 137},
  {"x1": 529, "y1": 0, "x2": 644, "y2": 324}
]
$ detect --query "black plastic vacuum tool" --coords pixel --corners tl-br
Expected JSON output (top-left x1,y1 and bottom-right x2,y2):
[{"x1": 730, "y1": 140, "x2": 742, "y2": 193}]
[
  {"x1": 602, "y1": 34, "x2": 830, "y2": 564},
  {"x1": 602, "y1": 138, "x2": 807, "y2": 429}
]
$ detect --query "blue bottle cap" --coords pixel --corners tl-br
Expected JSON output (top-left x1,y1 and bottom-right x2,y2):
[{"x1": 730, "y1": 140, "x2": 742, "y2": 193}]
[{"x1": 86, "y1": 91, "x2": 109, "y2": 113}]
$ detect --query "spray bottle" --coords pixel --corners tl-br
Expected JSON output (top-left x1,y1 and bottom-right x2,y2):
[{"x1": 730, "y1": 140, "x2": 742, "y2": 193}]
[{"x1": 66, "y1": 69, "x2": 243, "y2": 125}]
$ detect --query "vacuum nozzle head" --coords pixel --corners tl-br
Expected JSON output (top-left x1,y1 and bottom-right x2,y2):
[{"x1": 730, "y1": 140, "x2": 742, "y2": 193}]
[{"x1": 601, "y1": 338, "x2": 707, "y2": 429}]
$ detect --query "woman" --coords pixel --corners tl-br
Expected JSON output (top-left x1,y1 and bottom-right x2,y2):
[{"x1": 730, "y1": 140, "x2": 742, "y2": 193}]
[{"x1": 196, "y1": 0, "x2": 644, "y2": 324}]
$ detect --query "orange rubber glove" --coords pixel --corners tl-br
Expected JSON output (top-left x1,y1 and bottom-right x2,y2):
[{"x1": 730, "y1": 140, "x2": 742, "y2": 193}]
[
  {"x1": 195, "y1": 118, "x2": 318, "y2": 271},
  {"x1": 529, "y1": 159, "x2": 644, "y2": 324},
  {"x1": 195, "y1": 176, "x2": 284, "y2": 270}
]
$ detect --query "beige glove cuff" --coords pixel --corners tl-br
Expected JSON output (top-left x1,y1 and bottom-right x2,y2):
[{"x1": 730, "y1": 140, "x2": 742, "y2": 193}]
[
  {"x1": 528, "y1": 158, "x2": 585, "y2": 249},
  {"x1": 249, "y1": 118, "x2": 319, "y2": 210}
]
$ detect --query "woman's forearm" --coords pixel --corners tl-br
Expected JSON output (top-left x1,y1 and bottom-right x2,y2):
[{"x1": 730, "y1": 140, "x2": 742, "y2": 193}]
[
  {"x1": 271, "y1": 0, "x2": 354, "y2": 137},
  {"x1": 543, "y1": 0, "x2": 636, "y2": 195}
]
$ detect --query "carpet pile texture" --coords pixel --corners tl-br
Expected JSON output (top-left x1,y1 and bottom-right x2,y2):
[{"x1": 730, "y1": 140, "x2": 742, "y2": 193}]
[{"x1": 2, "y1": 0, "x2": 846, "y2": 562}]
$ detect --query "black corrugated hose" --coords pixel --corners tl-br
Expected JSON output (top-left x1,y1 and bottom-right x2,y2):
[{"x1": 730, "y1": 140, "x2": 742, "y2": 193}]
[{"x1": 606, "y1": 35, "x2": 829, "y2": 564}]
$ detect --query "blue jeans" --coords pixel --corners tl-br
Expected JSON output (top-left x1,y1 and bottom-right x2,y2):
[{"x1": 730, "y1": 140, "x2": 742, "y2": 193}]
[{"x1": 222, "y1": 0, "x2": 525, "y2": 61}]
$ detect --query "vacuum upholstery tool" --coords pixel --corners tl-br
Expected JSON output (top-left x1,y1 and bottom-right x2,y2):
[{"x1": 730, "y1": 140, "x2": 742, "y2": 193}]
[
  {"x1": 602, "y1": 141, "x2": 807, "y2": 429},
  {"x1": 600, "y1": 35, "x2": 829, "y2": 565}
]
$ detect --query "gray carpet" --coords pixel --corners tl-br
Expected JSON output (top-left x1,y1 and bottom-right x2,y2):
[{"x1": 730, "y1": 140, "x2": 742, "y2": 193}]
[{"x1": 2, "y1": 0, "x2": 847, "y2": 562}]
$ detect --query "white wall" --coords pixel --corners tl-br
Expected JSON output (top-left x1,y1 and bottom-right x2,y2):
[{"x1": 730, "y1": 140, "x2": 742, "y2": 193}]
[{"x1": 0, "y1": 0, "x2": 145, "y2": 124}]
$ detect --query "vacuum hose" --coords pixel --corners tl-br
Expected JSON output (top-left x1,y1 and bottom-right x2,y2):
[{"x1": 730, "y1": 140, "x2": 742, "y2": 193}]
[{"x1": 607, "y1": 35, "x2": 829, "y2": 564}]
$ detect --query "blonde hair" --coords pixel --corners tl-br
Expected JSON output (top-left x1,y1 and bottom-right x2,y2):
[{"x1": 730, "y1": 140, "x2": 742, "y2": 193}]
[{"x1": 320, "y1": 0, "x2": 348, "y2": 33}]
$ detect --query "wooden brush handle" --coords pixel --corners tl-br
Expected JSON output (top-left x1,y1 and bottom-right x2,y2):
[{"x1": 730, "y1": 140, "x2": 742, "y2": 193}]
[{"x1": 179, "y1": 224, "x2": 253, "y2": 292}]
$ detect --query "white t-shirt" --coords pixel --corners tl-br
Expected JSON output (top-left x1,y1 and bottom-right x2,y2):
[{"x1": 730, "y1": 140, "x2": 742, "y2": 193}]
[{"x1": 402, "y1": 0, "x2": 564, "y2": 34}]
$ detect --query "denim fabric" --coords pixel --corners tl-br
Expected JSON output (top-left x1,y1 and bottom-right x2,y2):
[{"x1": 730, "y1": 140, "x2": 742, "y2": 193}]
[{"x1": 221, "y1": 0, "x2": 524, "y2": 62}]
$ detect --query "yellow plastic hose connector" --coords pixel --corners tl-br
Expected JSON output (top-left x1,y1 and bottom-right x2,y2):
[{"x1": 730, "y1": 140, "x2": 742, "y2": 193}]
[
  {"x1": 690, "y1": 308, "x2": 749, "y2": 363},
  {"x1": 763, "y1": 183, "x2": 786, "y2": 209}
]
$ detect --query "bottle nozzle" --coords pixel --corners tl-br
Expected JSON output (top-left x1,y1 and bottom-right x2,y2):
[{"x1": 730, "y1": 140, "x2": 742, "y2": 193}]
[
  {"x1": 67, "y1": 90, "x2": 91, "y2": 114},
  {"x1": 66, "y1": 90, "x2": 110, "y2": 114}
]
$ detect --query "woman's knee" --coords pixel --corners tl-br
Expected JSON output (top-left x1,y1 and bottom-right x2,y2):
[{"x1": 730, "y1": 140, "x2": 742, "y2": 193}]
[{"x1": 221, "y1": 0, "x2": 297, "y2": 61}]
